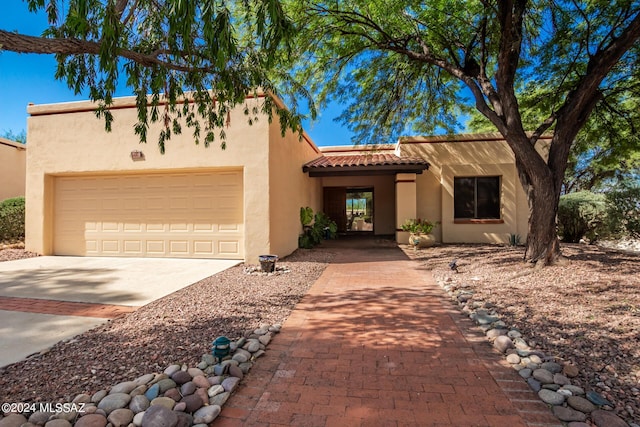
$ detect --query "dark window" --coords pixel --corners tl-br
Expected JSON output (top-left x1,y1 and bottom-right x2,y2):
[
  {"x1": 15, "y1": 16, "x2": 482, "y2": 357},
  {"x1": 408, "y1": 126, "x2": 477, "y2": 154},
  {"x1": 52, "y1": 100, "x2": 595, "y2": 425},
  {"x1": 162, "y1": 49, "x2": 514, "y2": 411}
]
[{"x1": 454, "y1": 176, "x2": 501, "y2": 219}]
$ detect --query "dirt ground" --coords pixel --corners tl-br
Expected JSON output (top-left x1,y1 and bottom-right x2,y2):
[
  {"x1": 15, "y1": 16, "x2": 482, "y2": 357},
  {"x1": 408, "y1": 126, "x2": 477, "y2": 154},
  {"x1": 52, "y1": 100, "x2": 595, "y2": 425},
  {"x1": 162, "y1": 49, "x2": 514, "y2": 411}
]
[{"x1": 403, "y1": 242, "x2": 639, "y2": 424}]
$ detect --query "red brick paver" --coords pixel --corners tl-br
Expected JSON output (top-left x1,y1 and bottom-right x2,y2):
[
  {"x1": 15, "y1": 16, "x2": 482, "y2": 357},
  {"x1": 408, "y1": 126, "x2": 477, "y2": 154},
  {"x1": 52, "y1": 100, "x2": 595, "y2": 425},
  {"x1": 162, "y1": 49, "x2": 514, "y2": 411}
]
[
  {"x1": 0, "y1": 296, "x2": 138, "y2": 318},
  {"x1": 214, "y1": 242, "x2": 561, "y2": 426}
]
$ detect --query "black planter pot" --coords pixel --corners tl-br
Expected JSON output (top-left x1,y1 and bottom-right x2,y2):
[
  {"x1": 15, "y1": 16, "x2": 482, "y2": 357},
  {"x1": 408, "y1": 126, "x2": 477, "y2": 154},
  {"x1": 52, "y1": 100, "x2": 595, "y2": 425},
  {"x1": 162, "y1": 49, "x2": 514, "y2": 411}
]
[{"x1": 258, "y1": 255, "x2": 278, "y2": 273}]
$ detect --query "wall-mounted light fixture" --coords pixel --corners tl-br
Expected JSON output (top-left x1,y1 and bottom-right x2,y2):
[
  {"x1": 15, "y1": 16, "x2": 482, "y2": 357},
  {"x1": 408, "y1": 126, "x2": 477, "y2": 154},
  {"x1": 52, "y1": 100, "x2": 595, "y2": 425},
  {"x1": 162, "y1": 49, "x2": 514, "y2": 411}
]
[{"x1": 130, "y1": 150, "x2": 145, "y2": 161}]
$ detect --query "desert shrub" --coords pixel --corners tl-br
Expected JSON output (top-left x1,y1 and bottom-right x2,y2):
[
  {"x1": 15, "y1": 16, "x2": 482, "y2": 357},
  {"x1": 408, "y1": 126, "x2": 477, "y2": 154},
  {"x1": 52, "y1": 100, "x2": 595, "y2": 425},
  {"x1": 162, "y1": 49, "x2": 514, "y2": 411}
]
[
  {"x1": 400, "y1": 218, "x2": 438, "y2": 234},
  {"x1": 0, "y1": 196, "x2": 26, "y2": 242},
  {"x1": 606, "y1": 184, "x2": 640, "y2": 239},
  {"x1": 557, "y1": 191, "x2": 607, "y2": 243},
  {"x1": 508, "y1": 233, "x2": 522, "y2": 247}
]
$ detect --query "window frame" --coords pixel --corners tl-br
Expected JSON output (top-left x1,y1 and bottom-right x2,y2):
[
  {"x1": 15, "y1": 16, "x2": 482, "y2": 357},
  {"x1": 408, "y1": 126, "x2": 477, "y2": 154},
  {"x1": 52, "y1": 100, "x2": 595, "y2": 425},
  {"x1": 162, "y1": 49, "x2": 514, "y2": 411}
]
[{"x1": 453, "y1": 176, "x2": 502, "y2": 222}]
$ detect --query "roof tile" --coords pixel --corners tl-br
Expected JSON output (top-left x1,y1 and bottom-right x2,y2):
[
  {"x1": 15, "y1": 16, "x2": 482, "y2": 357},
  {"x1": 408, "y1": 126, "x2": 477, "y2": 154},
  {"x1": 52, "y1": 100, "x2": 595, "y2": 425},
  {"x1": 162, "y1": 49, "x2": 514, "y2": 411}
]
[{"x1": 304, "y1": 154, "x2": 428, "y2": 169}]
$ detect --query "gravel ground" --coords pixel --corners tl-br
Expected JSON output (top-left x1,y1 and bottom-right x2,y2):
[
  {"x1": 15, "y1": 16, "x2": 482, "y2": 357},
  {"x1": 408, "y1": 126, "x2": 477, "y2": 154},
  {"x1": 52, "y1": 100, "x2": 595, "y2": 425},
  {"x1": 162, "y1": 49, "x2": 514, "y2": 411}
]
[
  {"x1": 1, "y1": 241, "x2": 638, "y2": 425},
  {"x1": 0, "y1": 247, "x2": 332, "y2": 405},
  {"x1": 404, "y1": 242, "x2": 640, "y2": 425},
  {"x1": 0, "y1": 246, "x2": 39, "y2": 261}
]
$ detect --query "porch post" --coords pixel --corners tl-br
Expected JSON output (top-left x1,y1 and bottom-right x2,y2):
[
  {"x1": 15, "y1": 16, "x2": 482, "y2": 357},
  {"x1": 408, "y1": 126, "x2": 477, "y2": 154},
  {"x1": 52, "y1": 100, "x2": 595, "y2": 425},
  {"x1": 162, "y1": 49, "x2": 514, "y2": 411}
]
[{"x1": 396, "y1": 173, "x2": 417, "y2": 244}]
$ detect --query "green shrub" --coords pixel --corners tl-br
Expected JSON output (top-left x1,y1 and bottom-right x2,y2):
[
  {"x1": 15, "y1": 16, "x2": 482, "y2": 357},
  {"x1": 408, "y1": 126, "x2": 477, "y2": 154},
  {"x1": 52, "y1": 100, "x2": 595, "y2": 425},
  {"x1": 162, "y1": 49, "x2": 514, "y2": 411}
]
[
  {"x1": 300, "y1": 206, "x2": 314, "y2": 227},
  {"x1": 0, "y1": 196, "x2": 26, "y2": 242},
  {"x1": 606, "y1": 184, "x2": 640, "y2": 239},
  {"x1": 400, "y1": 218, "x2": 438, "y2": 234},
  {"x1": 313, "y1": 212, "x2": 337, "y2": 240},
  {"x1": 557, "y1": 191, "x2": 607, "y2": 243},
  {"x1": 298, "y1": 207, "x2": 337, "y2": 249}
]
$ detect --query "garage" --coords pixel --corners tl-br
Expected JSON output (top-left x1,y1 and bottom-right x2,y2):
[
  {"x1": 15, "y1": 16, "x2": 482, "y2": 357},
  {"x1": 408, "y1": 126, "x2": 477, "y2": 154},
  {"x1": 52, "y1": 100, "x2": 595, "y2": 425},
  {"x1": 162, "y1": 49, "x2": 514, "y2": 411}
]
[{"x1": 53, "y1": 170, "x2": 244, "y2": 259}]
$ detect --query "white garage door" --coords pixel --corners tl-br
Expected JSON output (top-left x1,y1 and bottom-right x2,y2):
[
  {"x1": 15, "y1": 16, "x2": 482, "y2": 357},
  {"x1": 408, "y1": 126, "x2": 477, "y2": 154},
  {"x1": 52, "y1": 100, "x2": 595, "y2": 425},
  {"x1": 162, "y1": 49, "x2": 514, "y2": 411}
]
[{"x1": 53, "y1": 171, "x2": 244, "y2": 259}]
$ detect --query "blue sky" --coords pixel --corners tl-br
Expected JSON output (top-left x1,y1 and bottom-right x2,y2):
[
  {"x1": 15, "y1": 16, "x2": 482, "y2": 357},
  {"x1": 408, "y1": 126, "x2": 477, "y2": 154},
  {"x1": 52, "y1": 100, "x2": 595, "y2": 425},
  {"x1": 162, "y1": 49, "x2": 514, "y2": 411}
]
[{"x1": 0, "y1": 2, "x2": 355, "y2": 147}]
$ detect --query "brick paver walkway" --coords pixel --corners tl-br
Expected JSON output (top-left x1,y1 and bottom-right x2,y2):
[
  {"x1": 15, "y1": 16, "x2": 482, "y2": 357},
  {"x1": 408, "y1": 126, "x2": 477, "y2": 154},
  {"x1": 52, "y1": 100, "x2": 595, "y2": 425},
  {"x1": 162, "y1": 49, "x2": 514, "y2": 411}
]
[
  {"x1": 214, "y1": 242, "x2": 561, "y2": 427},
  {"x1": 0, "y1": 296, "x2": 138, "y2": 318}
]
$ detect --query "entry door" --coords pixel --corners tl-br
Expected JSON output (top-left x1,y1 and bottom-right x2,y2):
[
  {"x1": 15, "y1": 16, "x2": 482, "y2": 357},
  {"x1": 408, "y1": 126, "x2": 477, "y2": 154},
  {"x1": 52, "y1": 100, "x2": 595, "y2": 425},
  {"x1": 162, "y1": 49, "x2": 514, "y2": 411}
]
[{"x1": 323, "y1": 187, "x2": 347, "y2": 233}]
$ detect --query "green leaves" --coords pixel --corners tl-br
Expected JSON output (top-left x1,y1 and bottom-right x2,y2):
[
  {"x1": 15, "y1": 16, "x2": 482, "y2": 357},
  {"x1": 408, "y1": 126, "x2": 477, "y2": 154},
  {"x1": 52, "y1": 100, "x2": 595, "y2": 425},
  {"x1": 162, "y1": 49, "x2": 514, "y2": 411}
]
[
  {"x1": 282, "y1": 0, "x2": 640, "y2": 148},
  {"x1": 0, "y1": 197, "x2": 26, "y2": 242},
  {"x1": 282, "y1": 0, "x2": 500, "y2": 143},
  {"x1": 10, "y1": 0, "x2": 299, "y2": 152},
  {"x1": 558, "y1": 191, "x2": 608, "y2": 243}
]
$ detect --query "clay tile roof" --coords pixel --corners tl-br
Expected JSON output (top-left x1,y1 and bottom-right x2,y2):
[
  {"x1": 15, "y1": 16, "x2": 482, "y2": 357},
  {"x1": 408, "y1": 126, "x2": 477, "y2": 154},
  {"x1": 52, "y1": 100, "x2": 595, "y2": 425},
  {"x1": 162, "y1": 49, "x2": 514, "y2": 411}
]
[
  {"x1": 302, "y1": 153, "x2": 429, "y2": 177},
  {"x1": 304, "y1": 153, "x2": 428, "y2": 169}
]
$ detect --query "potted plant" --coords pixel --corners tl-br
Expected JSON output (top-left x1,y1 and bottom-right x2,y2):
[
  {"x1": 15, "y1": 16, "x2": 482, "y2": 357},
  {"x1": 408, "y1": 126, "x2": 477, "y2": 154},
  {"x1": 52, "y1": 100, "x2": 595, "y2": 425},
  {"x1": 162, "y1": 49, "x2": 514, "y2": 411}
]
[
  {"x1": 298, "y1": 207, "x2": 338, "y2": 249},
  {"x1": 401, "y1": 218, "x2": 438, "y2": 248}
]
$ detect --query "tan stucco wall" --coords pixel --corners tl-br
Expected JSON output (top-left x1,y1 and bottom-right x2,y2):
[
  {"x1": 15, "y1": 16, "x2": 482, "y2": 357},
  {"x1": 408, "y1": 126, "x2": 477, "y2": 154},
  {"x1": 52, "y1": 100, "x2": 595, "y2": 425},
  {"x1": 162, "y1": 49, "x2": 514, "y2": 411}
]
[
  {"x1": 320, "y1": 175, "x2": 396, "y2": 235},
  {"x1": 267, "y1": 125, "x2": 323, "y2": 261},
  {"x1": 0, "y1": 138, "x2": 27, "y2": 201},
  {"x1": 26, "y1": 96, "x2": 277, "y2": 261},
  {"x1": 395, "y1": 173, "x2": 417, "y2": 244},
  {"x1": 399, "y1": 135, "x2": 549, "y2": 244},
  {"x1": 415, "y1": 169, "x2": 442, "y2": 241}
]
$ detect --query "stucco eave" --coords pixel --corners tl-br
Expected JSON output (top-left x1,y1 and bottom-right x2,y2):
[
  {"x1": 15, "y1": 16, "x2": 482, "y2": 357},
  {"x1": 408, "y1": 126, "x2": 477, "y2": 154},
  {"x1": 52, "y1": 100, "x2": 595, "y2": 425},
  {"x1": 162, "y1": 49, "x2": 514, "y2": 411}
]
[
  {"x1": 0, "y1": 138, "x2": 26, "y2": 150},
  {"x1": 304, "y1": 164, "x2": 429, "y2": 177}
]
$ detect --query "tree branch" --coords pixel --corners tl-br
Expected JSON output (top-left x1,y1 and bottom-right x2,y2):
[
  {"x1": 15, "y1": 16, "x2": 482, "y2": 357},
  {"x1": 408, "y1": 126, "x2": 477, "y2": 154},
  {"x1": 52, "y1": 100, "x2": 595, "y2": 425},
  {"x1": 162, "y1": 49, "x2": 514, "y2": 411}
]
[
  {"x1": 0, "y1": 29, "x2": 223, "y2": 73},
  {"x1": 557, "y1": 11, "x2": 640, "y2": 131}
]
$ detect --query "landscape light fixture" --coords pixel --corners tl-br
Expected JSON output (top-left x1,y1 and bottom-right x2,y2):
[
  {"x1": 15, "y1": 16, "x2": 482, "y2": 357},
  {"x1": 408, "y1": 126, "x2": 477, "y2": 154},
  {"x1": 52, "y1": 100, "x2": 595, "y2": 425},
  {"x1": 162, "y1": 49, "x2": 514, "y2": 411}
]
[{"x1": 212, "y1": 336, "x2": 231, "y2": 363}]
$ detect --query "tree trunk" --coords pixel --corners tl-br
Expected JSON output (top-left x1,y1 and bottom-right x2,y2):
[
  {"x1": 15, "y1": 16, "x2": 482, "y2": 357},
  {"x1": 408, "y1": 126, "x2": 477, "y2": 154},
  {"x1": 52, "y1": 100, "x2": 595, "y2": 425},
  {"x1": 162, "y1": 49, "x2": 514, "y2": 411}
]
[
  {"x1": 511, "y1": 143, "x2": 564, "y2": 267},
  {"x1": 514, "y1": 135, "x2": 570, "y2": 266},
  {"x1": 523, "y1": 181, "x2": 562, "y2": 266}
]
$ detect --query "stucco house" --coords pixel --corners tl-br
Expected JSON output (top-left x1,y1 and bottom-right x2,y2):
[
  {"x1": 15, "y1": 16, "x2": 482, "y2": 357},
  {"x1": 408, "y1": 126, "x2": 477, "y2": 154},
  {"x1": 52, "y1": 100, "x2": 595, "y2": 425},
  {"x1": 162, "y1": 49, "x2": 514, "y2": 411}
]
[
  {"x1": 0, "y1": 137, "x2": 27, "y2": 201},
  {"x1": 25, "y1": 94, "x2": 549, "y2": 262}
]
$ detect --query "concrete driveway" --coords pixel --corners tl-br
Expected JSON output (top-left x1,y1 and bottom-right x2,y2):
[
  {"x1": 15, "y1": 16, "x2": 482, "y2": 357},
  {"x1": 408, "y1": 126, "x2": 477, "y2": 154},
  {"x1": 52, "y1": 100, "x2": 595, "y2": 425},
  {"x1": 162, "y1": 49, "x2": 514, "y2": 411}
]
[{"x1": 0, "y1": 256, "x2": 239, "y2": 367}]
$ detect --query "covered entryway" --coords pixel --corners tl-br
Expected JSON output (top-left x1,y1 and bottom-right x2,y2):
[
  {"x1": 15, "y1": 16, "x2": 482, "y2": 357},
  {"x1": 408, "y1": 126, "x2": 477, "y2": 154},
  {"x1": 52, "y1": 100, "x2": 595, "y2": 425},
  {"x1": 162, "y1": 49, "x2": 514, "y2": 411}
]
[
  {"x1": 53, "y1": 170, "x2": 244, "y2": 259},
  {"x1": 346, "y1": 188, "x2": 374, "y2": 232},
  {"x1": 303, "y1": 151, "x2": 430, "y2": 241},
  {"x1": 323, "y1": 187, "x2": 375, "y2": 233}
]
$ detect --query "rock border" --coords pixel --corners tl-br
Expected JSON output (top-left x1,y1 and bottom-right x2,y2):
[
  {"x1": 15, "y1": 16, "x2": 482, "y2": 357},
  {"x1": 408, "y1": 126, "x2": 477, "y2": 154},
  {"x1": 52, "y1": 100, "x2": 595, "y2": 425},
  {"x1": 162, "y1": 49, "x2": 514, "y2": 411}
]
[
  {"x1": 242, "y1": 264, "x2": 292, "y2": 276},
  {"x1": 0, "y1": 324, "x2": 281, "y2": 427},
  {"x1": 438, "y1": 277, "x2": 637, "y2": 427}
]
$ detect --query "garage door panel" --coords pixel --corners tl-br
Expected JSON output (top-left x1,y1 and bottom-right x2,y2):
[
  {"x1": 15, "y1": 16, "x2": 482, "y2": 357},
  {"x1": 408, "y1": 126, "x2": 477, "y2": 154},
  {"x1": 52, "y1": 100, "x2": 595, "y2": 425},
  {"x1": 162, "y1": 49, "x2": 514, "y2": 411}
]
[
  {"x1": 146, "y1": 222, "x2": 166, "y2": 232},
  {"x1": 194, "y1": 222, "x2": 215, "y2": 232},
  {"x1": 146, "y1": 240, "x2": 166, "y2": 255},
  {"x1": 122, "y1": 198, "x2": 144, "y2": 211},
  {"x1": 219, "y1": 223, "x2": 240, "y2": 232},
  {"x1": 101, "y1": 222, "x2": 120, "y2": 232},
  {"x1": 145, "y1": 175, "x2": 165, "y2": 189},
  {"x1": 219, "y1": 241, "x2": 240, "y2": 256},
  {"x1": 146, "y1": 197, "x2": 167, "y2": 210},
  {"x1": 85, "y1": 222, "x2": 99, "y2": 232},
  {"x1": 58, "y1": 198, "x2": 82, "y2": 212},
  {"x1": 101, "y1": 240, "x2": 120, "y2": 253},
  {"x1": 193, "y1": 198, "x2": 214, "y2": 209},
  {"x1": 193, "y1": 241, "x2": 214, "y2": 255},
  {"x1": 169, "y1": 241, "x2": 189, "y2": 254},
  {"x1": 54, "y1": 171, "x2": 244, "y2": 259},
  {"x1": 123, "y1": 240, "x2": 142, "y2": 254},
  {"x1": 123, "y1": 222, "x2": 143, "y2": 232},
  {"x1": 169, "y1": 222, "x2": 189, "y2": 232},
  {"x1": 86, "y1": 240, "x2": 98, "y2": 253},
  {"x1": 170, "y1": 197, "x2": 189, "y2": 209}
]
